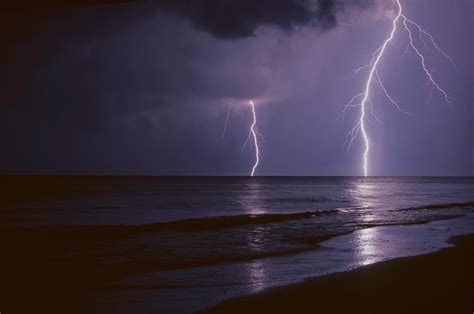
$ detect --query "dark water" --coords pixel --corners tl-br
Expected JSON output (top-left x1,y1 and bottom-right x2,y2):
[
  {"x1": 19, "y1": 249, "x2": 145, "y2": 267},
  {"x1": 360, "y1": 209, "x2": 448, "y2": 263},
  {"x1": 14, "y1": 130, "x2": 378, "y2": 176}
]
[
  {"x1": 1, "y1": 176, "x2": 473, "y2": 312},
  {"x1": 1, "y1": 176, "x2": 473, "y2": 272}
]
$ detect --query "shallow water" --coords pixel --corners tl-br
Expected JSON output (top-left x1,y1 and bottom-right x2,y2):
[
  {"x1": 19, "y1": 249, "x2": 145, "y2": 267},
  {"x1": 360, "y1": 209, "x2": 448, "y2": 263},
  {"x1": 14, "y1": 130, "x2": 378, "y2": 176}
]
[{"x1": 97, "y1": 214, "x2": 474, "y2": 313}]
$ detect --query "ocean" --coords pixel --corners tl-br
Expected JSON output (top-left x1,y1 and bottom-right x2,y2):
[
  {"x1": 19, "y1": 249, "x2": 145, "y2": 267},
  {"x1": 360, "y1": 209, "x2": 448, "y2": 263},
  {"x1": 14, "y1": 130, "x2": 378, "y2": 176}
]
[{"x1": 1, "y1": 176, "x2": 473, "y2": 312}]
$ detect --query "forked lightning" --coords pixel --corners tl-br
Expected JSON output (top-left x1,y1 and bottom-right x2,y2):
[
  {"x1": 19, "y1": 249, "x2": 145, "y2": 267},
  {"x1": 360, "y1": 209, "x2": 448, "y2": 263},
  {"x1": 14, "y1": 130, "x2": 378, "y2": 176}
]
[{"x1": 345, "y1": 0, "x2": 454, "y2": 176}]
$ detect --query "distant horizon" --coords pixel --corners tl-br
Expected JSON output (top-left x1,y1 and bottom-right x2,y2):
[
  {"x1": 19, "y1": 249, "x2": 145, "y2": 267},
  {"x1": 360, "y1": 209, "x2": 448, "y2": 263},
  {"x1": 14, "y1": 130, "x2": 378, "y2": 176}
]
[{"x1": 2, "y1": 174, "x2": 474, "y2": 178}]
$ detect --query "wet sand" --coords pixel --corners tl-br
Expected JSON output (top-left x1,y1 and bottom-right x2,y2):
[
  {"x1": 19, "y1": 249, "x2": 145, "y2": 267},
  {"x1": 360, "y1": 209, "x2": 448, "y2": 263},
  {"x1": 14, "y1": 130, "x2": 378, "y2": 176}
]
[
  {"x1": 203, "y1": 234, "x2": 474, "y2": 314},
  {"x1": 1, "y1": 234, "x2": 473, "y2": 313}
]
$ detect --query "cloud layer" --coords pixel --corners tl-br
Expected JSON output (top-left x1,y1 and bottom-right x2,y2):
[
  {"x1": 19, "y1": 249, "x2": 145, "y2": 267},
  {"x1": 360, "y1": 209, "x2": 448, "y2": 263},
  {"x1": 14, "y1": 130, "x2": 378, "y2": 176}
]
[{"x1": 155, "y1": 0, "x2": 373, "y2": 39}]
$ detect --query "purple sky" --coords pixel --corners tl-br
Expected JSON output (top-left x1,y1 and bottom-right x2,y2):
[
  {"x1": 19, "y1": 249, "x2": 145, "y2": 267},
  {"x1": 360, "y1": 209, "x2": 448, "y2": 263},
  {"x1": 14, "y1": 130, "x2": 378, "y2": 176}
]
[{"x1": 1, "y1": 0, "x2": 472, "y2": 175}]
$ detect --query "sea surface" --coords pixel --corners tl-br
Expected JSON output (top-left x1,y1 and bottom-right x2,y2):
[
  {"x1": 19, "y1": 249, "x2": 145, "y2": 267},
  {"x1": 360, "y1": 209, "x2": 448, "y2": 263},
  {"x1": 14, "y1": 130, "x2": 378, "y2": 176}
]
[{"x1": 1, "y1": 176, "x2": 473, "y2": 312}]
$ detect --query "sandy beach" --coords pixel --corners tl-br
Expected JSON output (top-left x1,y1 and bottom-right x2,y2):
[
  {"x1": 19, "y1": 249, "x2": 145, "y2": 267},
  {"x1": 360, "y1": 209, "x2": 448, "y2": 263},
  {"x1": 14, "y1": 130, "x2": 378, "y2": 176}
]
[{"x1": 203, "y1": 234, "x2": 474, "y2": 314}]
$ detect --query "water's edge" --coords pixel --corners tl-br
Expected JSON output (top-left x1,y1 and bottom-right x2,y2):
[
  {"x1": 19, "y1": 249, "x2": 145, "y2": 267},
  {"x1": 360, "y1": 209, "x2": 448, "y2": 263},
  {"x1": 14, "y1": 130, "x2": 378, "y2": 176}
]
[{"x1": 92, "y1": 213, "x2": 474, "y2": 313}]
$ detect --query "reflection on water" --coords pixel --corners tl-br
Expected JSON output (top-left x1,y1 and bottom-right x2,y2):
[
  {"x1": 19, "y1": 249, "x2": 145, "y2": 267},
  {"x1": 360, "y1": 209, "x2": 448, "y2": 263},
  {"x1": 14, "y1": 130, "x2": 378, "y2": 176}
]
[
  {"x1": 3, "y1": 176, "x2": 472, "y2": 227},
  {"x1": 350, "y1": 179, "x2": 376, "y2": 210},
  {"x1": 246, "y1": 254, "x2": 267, "y2": 293},
  {"x1": 356, "y1": 228, "x2": 379, "y2": 266},
  {"x1": 351, "y1": 179, "x2": 379, "y2": 266},
  {"x1": 240, "y1": 180, "x2": 266, "y2": 215},
  {"x1": 242, "y1": 180, "x2": 268, "y2": 292}
]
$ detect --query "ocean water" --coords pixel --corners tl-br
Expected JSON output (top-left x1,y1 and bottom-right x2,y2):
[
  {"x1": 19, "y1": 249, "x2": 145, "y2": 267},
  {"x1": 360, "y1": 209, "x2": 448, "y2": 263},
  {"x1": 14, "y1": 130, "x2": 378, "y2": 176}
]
[{"x1": 1, "y1": 176, "x2": 473, "y2": 312}]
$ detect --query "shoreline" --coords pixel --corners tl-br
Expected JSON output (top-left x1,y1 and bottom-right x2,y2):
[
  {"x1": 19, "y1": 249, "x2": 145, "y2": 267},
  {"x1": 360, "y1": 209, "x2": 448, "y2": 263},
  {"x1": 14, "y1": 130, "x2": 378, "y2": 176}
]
[
  {"x1": 1, "y1": 215, "x2": 473, "y2": 313},
  {"x1": 202, "y1": 234, "x2": 474, "y2": 314}
]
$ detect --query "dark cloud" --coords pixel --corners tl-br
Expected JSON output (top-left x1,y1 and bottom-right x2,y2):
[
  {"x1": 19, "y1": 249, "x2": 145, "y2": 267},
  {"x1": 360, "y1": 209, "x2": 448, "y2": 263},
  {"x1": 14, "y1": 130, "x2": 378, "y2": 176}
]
[
  {"x1": 155, "y1": 0, "x2": 365, "y2": 39},
  {"x1": 0, "y1": 0, "x2": 471, "y2": 175},
  {"x1": 0, "y1": 0, "x2": 372, "y2": 48}
]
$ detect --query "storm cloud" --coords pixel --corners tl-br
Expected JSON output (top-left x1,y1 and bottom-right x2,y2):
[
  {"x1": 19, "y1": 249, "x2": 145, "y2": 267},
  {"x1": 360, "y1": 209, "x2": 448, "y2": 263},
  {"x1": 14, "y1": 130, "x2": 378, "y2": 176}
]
[
  {"x1": 155, "y1": 0, "x2": 372, "y2": 39},
  {"x1": 1, "y1": 0, "x2": 376, "y2": 47}
]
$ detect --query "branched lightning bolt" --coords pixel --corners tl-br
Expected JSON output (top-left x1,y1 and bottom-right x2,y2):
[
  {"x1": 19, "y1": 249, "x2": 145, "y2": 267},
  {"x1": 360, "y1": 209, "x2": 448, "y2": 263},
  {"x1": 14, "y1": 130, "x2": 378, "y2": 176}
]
[
  {"x1": 242, "y1": 100, "x2": 261, "y2": 176},
  {"x1": 345, "y1": 0, "x2": 454, "y2": 177},
  {"x1": 222, "y1": 102, "x2": 261, "y2": 176},
  {"x1": 401, "y1": 17, "x2": 454, "y2": 110}
]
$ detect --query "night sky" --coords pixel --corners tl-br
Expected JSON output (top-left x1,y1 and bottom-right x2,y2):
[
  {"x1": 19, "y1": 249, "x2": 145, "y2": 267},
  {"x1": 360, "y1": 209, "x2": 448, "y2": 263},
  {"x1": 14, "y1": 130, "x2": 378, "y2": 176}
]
[{"x1": 1, "y1": 0, "x2": 472, "y2": 176}]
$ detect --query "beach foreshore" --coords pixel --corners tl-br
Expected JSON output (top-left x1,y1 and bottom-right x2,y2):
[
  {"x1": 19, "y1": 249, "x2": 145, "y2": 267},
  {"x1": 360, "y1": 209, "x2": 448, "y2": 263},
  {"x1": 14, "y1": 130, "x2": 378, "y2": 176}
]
[
  {"x1": 202, "y1": 234, "x2": 474, "y2": 314},
  {"x1": 1, "y1": 231, "x2": 473, "y2": 313}
]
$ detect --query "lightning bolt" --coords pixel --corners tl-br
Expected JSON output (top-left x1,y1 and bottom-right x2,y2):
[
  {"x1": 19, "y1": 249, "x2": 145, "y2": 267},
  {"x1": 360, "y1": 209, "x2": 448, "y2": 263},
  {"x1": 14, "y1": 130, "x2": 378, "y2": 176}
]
[
  {"x1": 222, "y1": 106, "x2": 231, "y2": 140},
  {"x1": 242, "y1": 100, "x2": 261, "y2": 176},
  {"x1": 345, "y1": 0, "x2": 454, "y2": 177},
  {"x1": 223, "y1": 101, "x2": 261, "y2": 176}
]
